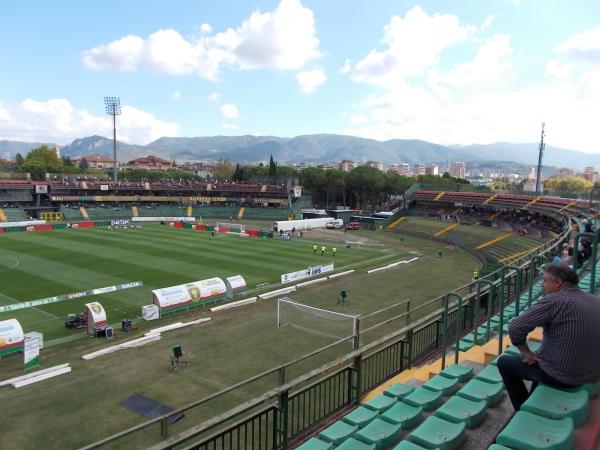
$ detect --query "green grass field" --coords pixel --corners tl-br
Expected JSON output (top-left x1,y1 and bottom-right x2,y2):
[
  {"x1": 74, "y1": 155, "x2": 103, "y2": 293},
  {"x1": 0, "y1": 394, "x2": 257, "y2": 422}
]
[
  {"x1": 0, "y1": 224, "x2": 393, "y2": 341},
  {"x1": 0, "y1": 223, "x2": 480, "y2": 449}
]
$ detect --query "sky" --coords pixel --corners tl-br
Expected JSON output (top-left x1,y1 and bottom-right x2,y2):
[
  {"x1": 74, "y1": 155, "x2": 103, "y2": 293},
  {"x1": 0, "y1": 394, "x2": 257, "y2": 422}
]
[{"x1": 1, "y1": 0, "x2": 599, "y2": 153}]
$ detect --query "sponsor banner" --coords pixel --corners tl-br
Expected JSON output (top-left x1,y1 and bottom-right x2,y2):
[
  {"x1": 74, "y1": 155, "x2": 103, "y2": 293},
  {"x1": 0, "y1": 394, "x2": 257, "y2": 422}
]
[
  {"x1": 309, "y1": 263, "x2": 334, "y2": 277},
  {"x1": 0, "y1": 220, "x2": 46, "y2": 229},
  {"x1": 281, "y1": 263, "x2": 334, "y2": 284},
  {"x1": 35, "y1": 184, "x2": 48, "y2": 194},
  {"x1": 293, "y1": 186, "x2": 302, "y2": 198},
  {"x1": 152, "y1": 278, "x2": 227, "y2": 311},
  {"x1": 0, "y1": 281, "x2": 143, "y2": 313},
  {"x1": 100, "y1": 185, "x2": 109, "y2": 191},
  {"x1": 132, "y1": 217, "x2": 195, "y2": 222},
  {"x1": 281, "y1": 268, "x2": 311, "y2": 284},
  {"x1": 110, "y1": 220, "x2": 130, "y2": 227}
]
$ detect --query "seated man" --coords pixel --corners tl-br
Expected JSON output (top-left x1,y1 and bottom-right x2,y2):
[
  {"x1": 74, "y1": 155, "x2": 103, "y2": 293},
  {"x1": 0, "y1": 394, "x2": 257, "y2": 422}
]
[{"x1": 498, "y1": 263, "x2": 600, "y2": 411}]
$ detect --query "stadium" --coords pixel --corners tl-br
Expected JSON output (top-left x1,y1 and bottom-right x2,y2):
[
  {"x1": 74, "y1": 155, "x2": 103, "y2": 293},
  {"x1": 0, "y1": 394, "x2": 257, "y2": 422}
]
[{"x1": 1, "y1": 177, "x2": 599, "y2": 450}]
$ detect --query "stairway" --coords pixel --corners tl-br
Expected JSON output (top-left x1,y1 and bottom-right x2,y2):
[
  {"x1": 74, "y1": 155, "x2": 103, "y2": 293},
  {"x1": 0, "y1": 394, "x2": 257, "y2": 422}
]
[{"x1": 79, "y1": 206, "x2": 89, "y2": 219}]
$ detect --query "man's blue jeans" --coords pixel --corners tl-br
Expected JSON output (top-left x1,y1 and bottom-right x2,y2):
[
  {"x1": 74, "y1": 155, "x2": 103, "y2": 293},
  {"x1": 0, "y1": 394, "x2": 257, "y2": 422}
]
[{"x1": 497, "y1": 354, "x2": 577, "y2": 411}]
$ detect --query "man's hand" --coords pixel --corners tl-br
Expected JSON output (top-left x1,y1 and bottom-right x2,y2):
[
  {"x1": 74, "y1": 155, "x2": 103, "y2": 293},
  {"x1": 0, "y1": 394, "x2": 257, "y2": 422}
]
[{"x1": 519, "y1": 347, "x2": 541, "y2": 365}]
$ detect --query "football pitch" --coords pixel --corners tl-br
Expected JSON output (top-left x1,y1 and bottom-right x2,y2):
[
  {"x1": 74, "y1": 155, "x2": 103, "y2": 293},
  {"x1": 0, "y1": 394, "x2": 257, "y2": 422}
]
[
  {"x1": 0, "y1": 224, "x2": 392, "y2": 340},
  {"x1": 0, "y1": 224, "x2": 478, "y2": 449}
]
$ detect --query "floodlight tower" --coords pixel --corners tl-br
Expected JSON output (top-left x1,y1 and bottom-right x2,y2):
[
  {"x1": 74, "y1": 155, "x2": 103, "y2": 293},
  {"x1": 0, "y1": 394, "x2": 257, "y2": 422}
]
[
  {"x1": 535, "y1": 122, "x2": 546, "y2": 195},
  {"x1": 104, "y1": 97, "x2": 121, "y2": 182}
]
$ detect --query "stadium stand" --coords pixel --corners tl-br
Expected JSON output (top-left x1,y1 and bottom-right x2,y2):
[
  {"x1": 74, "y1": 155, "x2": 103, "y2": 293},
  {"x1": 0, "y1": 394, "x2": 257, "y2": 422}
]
[{"x1": 2, "y1": 207, "x2": 27, "y2": 221}]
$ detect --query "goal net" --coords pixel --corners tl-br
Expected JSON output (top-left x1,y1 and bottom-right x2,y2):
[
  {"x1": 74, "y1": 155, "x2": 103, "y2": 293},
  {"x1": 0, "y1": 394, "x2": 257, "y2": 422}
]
[
  {"x1": 216, "y1": 222, "x2": 245, "y2": 234},
  {"x1": 277, "y1": 298, "x2": 358, "y2": 340}
]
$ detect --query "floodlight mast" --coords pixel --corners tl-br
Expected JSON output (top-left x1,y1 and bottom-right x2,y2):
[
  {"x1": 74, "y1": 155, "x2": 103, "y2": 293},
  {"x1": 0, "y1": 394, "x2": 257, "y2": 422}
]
[
  {"x1": 535, "y1": 122, "x2": 545, "y2": 196},
  {"x1": 104, "y1": 97, "x2": 122, "y2": 182}
]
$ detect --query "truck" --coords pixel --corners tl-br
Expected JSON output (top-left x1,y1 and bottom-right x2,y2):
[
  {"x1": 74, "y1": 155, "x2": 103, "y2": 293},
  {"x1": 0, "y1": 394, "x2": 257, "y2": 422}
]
[
  {"x1": 326, "y1": 219, "x2": 344, "y2": 229},
  {"x1": 272, "y1": 218, "x2": 335, "y2": 232}
]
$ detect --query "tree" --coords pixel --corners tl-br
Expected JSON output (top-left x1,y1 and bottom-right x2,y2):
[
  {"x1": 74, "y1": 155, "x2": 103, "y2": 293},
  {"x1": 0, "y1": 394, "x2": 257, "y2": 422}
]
[
  {"x1": 212, "y1": 158, "x2": 235, "y2": 181},
  {"x1": 346, "y1": 166, "x2": 385, "y2": 209},
  {"x1": 62, "y1": 155, "x2": 73, "y2": 167},
  {"x1": 326, "y1": 169, "x2": 346, "y2": 207},
  {"x1": 25, "y1": 145, "x2": 62, "y2": 167},
  {"x1": 22, "y1": 145, "x2": 63, "y2": 174},
  {"x1": 232, "y1": 163, "x2": 245, "y2": 182},
  {"x1": 268, "y1": 154, "x2": 277, "y2": 182},
  {"x1": 20, "y1": 161, "x2": 46, "y2": 180},
  {"x1": 15, "y1": 153, "x2": 24, "y2": 167},
  {"x1": 544, "y1": 176, "x2": 592, "y2": 196},
  {"x1": 79, "y1": 158, "x2": 89, "y2": 170}
]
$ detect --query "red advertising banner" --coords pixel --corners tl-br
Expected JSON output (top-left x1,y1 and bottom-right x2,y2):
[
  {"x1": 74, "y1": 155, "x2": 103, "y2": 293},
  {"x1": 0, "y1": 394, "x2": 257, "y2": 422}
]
[
  {"x1": 78, "y1": 222, "x2": 96, "y2": 228},
  {"x1": 33, "y1": 225, "x2": 54, "y2": 231}
]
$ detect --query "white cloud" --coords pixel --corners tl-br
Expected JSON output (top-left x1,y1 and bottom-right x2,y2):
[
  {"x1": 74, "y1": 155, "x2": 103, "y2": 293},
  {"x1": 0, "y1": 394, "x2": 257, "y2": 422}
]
[
  {"x1": 430, "y1": 34, "x2": 513, "y2": 87},
  {"x1": 511, "y1": 0, "x2": 521, "y2": 5},
  {"x1": 350, "y1": 114, "x2": 368, "y2": 124},
  {"x1": 351, "y1": 6, "x2": 475, "y2": 88},
  {"x1": 208, "y1": 92, "x2": 222, "y2": 102},
  {"x1": 481, "y1": 15, "x2": 494, "y2": 31},
  {"x1": 296, "y1": 69, "x2": 326, "y2": 93},
  {"x1": 219, "y1": 103, "x2": 239, "y2": 118},
  {"x1": 172, "y1": 90, "x2": 181, "y2": 100},
  {"x1": 221, "y1": 123, "x2": 238, "y2": 129},
  {"x1": 200, "y1": 23, "x2": 212, "y2": 33},
  {"x1": 0, "y1": 98, "x2": 180, "y2": 145},
  {"x1": 82, "y1": 0, "x2": 320, "y2": 80},
  {"x1": 344, "y1": 14, "x2": 600, "y2": 153},
  {"x1": 338, "y1": 59, "x2": 351, "y2": 75},
  {"x1": 554, "y1": 27, "x2": 600, "y2": 65}
]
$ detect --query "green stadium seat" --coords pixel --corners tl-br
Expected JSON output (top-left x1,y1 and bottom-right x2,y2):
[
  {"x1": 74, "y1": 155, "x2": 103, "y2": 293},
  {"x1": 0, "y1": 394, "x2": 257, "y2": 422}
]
[
  {"x1": 363, "y1": 394, "x2": 397, "y2": 413},
  {"x1": 475, "y1": 365, "x2": 503, "y2": 384},
  {"x1": 439, "y1": 364, "x2": 473, "y2": 383},
  {"x1": 423, "y1": 375, "x2": 460, "y2": 396},
  {"x1": 384, "y1": 383, "x2": 415, "y2": 399},
  {"x1": 487, "y1": 445, "x2": 513, "y2": 450},
  {"x1": 495, "y1": 411, "x2": 574, "y2": 450},
  {"x1": 393, "y1": 441, "x2": 437, "y2": 450},
  {"x1": 561, "y1": 381, "x2": 600, "y2": 399},
  {"x1": 380, "y1": 401, "x2": 423, "y2": 429},
  {"x1": 403, "y1": 387, "x2": 444, "y2": 411},
  {"x1": 342, "y1": 406, "x2": 379, "y2": 429},
  {"x1": 335, "y1": 437, "x2": 376, "y2": 450},
  {"x1": 354, "y1": 417, "x2": 403, "y2": 448},
  {"x1": 505, "y1": 341, "x2": 541, "y2": 356},
  {"x1": 433, "y1": 396, "x2": 487, "y2": 429},
  {"x1": 522, "y1": 385, "x2": 589, "y2": 427},
  {"x1": 318, "y1": 420, "x2": 358, "y2": 445},
  {"x1": 461, "y1": 332, "x2": 487, "y2": 345},
  {"x1": 455, "y1": 341, "x2": 474, "y2": 352},
  {"x1": 457, "y1": 379, "x2": 504, "y2": 406},
  {"x1": 407, "y1": 416, "x2": 466, "y2": 450},
  {"x1": 296, "y1": 437, "x2": 334, "y2": 450}
]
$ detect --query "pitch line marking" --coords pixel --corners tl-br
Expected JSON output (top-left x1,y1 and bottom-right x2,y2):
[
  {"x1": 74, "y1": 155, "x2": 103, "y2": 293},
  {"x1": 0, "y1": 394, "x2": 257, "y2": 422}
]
[{"x1": 0, "y1": 256, "x2": 20, "y2": 271}]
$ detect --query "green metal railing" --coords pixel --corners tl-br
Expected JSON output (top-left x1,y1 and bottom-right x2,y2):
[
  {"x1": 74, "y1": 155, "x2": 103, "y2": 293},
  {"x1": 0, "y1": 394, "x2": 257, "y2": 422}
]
[{"x1": 83, "y1": 209, "x2": 585, "y2": 450}]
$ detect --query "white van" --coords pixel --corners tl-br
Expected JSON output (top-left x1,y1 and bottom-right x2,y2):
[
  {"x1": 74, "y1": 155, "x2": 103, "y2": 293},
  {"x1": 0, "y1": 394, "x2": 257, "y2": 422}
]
[{"x1": 326, "y1": 219, "x2": 344, "y2": 229}]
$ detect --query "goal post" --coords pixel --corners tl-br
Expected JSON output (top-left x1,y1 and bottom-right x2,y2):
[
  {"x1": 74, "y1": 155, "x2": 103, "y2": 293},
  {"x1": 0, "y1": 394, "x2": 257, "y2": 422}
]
[
  {"x1": 277, "y1": 298, "x2": 358, "y2": 340},
  {"x1": 216, "y1": 222, "x2": 245, "y2": 234}
]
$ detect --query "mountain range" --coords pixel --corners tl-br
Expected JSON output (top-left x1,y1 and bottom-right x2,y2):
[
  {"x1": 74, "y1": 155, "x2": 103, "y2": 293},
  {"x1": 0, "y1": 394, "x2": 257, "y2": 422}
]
[{"x1": 1, "y1": 134, "x2": 597, "y2": 171}]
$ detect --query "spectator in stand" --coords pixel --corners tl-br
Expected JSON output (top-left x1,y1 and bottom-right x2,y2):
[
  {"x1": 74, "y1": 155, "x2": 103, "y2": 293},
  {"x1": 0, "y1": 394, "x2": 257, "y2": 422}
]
[{"x1": 498, "y1": 264, "x2": 600, "y2": 411}]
